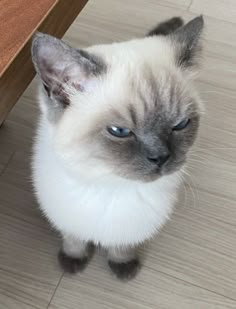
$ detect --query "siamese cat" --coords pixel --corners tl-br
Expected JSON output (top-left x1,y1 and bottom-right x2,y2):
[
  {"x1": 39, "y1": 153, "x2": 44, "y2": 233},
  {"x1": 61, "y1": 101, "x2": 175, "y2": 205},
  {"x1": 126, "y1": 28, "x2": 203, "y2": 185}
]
[{"x1": 31, "y1": 16, "x2": 204, "y2": 280}]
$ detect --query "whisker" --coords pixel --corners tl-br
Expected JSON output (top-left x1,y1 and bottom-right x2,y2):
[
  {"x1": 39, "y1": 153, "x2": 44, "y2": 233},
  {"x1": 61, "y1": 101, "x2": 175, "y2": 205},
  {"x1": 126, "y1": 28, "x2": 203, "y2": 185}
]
[
  {"x1": 188, "y1": 152, "x2": 211, "y2": 164},
  {"x1": 196, "y1": 147, "x2": 236, "y2": 150},
  {"x1": 181, "y1": 168, "x2": 199, "y2": 210},
  {"x1": 203, "y1": 67, "x2": 236, "y2": 74},
  {"x1": 199, "y1": 90, "x2": 236, "y2": 100},
  {"x1": 177, "y1": 172, "x2": 188, "y2": 210}
]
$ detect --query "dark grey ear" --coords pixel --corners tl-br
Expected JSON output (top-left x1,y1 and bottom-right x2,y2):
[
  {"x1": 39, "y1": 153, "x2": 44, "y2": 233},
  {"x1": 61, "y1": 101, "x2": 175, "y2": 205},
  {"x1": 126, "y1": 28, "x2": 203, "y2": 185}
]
[
  {"x1": 31, "y1": 33, "x2": 105, "y2": 107},
  {"x1": 172, "y1": 16, "x2": 204, "y2": 68},
  {"x1": 147, "y1": 17, "x2": 184, "y2": 36}
]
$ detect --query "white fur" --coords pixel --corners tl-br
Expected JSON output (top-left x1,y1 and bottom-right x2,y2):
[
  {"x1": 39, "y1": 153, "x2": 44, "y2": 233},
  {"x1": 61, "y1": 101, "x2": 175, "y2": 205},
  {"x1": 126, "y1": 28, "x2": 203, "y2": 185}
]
[
  {"x1": 33, "y1": 117, "x2": 181, "y2": 247},
  {"x1": 32, "y1": 37, "x2": 183, "y2": 248}
]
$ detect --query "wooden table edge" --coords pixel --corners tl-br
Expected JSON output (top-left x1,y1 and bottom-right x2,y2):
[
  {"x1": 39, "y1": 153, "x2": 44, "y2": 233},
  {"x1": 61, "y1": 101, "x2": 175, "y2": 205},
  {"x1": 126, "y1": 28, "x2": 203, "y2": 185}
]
[{"x1": 0, "y1": 0, "x2": 88, "y2": 126}]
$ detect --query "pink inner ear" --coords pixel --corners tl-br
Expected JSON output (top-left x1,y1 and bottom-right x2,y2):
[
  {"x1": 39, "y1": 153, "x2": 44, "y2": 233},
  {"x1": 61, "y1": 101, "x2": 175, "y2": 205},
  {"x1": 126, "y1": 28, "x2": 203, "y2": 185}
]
[
  {"x1": 38, "y1": 48, "x2": 96, "y2": 94},
  {"x1": 72, "y1": 82, "x2": 84, "y2": 92}
]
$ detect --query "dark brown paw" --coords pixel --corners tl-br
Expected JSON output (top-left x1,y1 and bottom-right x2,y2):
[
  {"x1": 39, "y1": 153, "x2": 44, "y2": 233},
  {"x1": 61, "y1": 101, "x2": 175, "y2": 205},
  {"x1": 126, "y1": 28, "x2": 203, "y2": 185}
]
[
  {"x1": 58, "y1": 250, "x2": 89, "y2": 274},
  {"x1": 108, "y1": 259, "x2": 141, "y2": 281}
]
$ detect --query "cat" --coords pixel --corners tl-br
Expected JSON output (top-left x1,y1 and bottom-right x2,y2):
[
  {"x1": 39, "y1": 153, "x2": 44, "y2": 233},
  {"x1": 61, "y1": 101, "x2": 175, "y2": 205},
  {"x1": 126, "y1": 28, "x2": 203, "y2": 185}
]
[{"x1": 31, "y1": 16, "x2": 204, "y2": 280}]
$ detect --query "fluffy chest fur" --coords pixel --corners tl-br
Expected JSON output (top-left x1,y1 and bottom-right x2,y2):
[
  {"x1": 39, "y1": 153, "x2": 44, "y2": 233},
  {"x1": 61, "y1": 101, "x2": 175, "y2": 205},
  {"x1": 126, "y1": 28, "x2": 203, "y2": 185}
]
[
  {"x1": 31, "y1": 16, "x2": 204, "y2": 254},
  {"x1": 33, "y1": 120, "x2": 181, "y2": 247}
]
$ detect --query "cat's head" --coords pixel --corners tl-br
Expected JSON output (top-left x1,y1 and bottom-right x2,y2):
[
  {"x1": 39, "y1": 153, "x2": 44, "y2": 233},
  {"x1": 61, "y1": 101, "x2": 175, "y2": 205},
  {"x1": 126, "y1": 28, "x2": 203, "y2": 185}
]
[{"x1": 32, "y1": 16, "x2": 204, "y2": 182}]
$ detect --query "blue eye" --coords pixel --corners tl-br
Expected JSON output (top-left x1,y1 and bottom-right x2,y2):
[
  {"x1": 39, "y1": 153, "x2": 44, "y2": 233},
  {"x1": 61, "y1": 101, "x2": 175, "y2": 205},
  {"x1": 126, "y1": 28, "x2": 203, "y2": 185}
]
[
  {"x1": 107, "y1": 126, "x2": 132, "y2": 138},
  {"x1": 173, "y1": 119, "x2": 190, "y2": 131}
]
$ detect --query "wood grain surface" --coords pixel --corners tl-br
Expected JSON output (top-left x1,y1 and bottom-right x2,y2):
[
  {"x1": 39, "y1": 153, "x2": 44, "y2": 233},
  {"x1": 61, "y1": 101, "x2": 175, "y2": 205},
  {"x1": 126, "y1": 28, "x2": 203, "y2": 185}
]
[
  {"x1": 0, "y1": 0, "x2": 88, "y2": 125},
  {"x1": 0, "y1": 0, "x2": 56, "y2": 75}
]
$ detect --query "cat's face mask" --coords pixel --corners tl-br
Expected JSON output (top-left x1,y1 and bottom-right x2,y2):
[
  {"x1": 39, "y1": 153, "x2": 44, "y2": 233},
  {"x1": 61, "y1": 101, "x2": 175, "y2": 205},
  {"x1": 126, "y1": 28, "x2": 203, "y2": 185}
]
[{"x1": 32, "y1": 16, "x2": 204, "y2": 182}]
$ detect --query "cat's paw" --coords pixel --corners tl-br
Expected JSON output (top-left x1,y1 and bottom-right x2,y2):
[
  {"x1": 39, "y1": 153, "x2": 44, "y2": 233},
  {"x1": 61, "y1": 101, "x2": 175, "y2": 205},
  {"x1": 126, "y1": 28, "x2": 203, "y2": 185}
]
[
  {"x1": 58, "y1": 250, "x2": 89, "y2": 274},
  {"x1": 108, "y1": 259, "x2": 141, "y2": 281}
]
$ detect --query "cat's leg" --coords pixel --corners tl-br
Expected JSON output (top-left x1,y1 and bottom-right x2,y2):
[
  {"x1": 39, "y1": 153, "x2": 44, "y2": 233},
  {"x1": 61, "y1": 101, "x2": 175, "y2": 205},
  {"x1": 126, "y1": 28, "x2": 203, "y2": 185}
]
[
  {"x1": 58, "y1": 235, "x2": 93, "y2": 274},
  {"x1": 107, "y1": 246, "x2": 141, "y2": 280}
]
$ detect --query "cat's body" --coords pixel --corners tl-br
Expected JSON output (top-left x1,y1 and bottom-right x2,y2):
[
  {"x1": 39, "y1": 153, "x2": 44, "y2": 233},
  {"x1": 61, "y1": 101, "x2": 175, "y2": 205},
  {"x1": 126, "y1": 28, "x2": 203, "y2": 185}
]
[
  {"x1": 33, "y1": 119, "x2": 180, "y2": 247},
  {"x1": 32, "y1": 16, "x2": 204, "y2": 279}
]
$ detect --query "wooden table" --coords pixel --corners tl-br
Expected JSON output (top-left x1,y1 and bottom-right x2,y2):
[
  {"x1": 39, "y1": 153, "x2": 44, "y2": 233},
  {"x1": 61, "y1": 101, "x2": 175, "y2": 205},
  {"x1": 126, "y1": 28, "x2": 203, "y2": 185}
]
[{"x1": 0, "y1": 0, "x2": 88, "y2": 125}]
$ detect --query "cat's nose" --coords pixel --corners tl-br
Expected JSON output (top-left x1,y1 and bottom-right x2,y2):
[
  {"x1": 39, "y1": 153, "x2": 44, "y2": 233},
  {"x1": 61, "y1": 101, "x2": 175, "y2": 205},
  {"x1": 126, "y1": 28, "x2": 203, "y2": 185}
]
[{"x1": 147, "y1": 154, "x2": 170, "y2": 167}]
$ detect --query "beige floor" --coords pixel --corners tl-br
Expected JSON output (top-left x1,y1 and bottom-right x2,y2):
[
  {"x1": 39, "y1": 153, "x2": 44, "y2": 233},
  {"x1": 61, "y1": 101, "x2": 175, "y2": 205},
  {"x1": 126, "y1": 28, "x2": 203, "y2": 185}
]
[{"x1": 1, "y1": 0, "x2": 236, "y2": 308}]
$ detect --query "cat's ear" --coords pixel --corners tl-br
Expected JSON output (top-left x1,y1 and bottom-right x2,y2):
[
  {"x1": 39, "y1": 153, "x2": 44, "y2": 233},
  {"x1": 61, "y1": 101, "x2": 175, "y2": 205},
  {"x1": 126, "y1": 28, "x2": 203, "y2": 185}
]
[
  {"x1": 147, "y1": 17, "x2": 184, "y2": 36},
  {"x1": 171, "y1": 15, "x2": 204, "y2": 68},
  {"x1": 31, "y1": 33, "x2": 105, "y2": 107}
]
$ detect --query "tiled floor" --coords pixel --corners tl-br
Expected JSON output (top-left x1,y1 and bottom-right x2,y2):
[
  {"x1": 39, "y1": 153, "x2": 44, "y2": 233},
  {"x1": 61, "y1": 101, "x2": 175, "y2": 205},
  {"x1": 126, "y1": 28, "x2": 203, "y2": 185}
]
[{"x1": 0, "y1": 0, "x2": 236, "y2": 308}]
